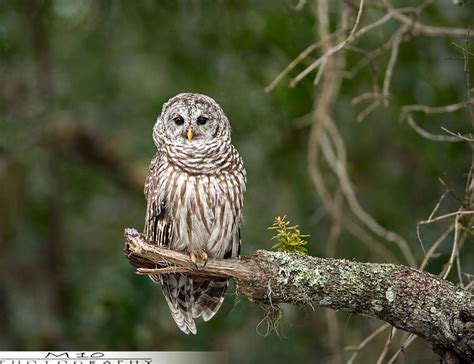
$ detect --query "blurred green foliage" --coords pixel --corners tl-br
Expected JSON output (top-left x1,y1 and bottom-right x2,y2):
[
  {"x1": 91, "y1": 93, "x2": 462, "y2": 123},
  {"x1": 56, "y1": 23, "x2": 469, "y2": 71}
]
[{"x1": 0, "y1": 1, "x2": 473, "y2": 363}]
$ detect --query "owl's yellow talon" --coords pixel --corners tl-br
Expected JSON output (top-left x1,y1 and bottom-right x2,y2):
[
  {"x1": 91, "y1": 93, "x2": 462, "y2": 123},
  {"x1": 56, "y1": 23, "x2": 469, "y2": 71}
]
[
  {"x1": 189, "y1": 251, "x2": 208, "y2": 269},
  {"x1": 190, "y1": 252, "x2": 198, "y2": 268},
  {"x1": 199, "y1": 251, "x2": 208, "y2": 268}
]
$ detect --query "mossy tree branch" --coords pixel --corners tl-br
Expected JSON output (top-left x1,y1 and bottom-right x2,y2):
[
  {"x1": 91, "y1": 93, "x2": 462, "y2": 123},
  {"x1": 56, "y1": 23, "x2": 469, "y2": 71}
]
[{"x1": 124, "y1": 228, "x2": 473, "y2": 362}]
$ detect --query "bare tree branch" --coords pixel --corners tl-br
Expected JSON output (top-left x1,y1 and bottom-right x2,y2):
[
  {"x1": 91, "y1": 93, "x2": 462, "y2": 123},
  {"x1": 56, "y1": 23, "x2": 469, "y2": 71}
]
[
  {"x1": 351, "y1": 0, "x2": 474, "y2": 38},
  {"x1": 405, "y1": 114, "x2": 464, "y2": 142},
  {"x1": 124, "y1": 228, "x2": 474, "y2": 362},
  {"x1": 389, "y1": 7, "x2": 474, "y2": 38}
]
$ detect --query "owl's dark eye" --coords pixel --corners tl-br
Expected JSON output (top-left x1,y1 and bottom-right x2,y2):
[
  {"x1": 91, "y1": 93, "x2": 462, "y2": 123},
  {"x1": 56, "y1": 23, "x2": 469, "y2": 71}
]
[
  {"x1": 197, "y1": 116, "x2": 208, "y2": 125},
  {"x1": 173, "y1": 115, "x2": 184, "y2": 125}
]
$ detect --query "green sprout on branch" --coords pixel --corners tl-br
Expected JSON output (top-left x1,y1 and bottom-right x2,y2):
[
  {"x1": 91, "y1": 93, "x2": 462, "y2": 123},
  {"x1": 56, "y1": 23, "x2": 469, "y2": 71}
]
[{"x1": 268, "y1": 216, "x2": 309, "y2": 254}]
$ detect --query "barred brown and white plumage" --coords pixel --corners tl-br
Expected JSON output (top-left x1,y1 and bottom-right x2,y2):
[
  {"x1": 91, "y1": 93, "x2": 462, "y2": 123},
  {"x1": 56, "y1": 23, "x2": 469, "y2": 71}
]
[{"x1": 143, "y1": 93, "x2": 246, "y2": 334}]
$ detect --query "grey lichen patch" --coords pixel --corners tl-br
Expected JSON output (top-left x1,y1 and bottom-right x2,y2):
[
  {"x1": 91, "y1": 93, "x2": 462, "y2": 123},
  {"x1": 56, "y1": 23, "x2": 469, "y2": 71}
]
[
  {"x1": 338, "y1": 262, "x2": 384, "y2": 296},
  {"x1": 265, "y1": 251, "x2": 328, "y2": 289},
  {"x1": 327, "y1": 262, "x2": 396, "y2": 312},
  {"x1": 369, "y1": 263, "x2": 394, "y2": 283},
  {"x1": 453, "y1": 289, "x2": 472, "y2": 303},
  {"x1": 319, "y1": 297, "x2": 332, "y2": 306},
  {"x1": 372, "y1": 300, "x2": 383, "y2": 312},
  {"x1": 277, "y1": 266, "x2": 290, "y2": 285},
  {"x1": 338, "y1": 264, "x2": 363, "y2": 294},
  {"x1": 386, "y1": 287, "x2": 396, "y2": 302}
]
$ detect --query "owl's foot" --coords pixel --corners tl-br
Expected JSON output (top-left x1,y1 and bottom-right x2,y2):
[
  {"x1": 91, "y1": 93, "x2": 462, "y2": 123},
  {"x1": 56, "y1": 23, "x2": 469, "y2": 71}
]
[
  {"x1": 189, "y1": 251, "x2": 208, "y2": 269},
  {"x1": 199, "y1": 251, "x2": 208, "y2": 268},
  {"x1": 190, "y1": 252, "x2": 198, "y2": 269}
]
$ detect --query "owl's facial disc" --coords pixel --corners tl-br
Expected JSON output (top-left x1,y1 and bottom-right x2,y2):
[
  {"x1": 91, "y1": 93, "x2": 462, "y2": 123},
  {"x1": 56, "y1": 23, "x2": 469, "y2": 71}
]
[{"x1": 154, "y1": 93, "x2": 230, "y2": 149}]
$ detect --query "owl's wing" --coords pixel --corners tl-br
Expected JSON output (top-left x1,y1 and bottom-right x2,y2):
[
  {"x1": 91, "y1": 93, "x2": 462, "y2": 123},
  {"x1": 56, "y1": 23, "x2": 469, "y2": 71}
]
[
  {"x1": 143, "y1": 152, "x2": 197, "y2": 335},
  {"x1": 144, "y1": 151, "x2": 172, "y2": 247}
]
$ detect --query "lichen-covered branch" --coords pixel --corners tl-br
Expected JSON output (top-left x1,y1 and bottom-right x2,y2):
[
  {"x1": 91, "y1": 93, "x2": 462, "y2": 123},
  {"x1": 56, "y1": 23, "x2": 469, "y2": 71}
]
[{"x1": 124, "y1": 228, "x2": 474, "y2": 362}]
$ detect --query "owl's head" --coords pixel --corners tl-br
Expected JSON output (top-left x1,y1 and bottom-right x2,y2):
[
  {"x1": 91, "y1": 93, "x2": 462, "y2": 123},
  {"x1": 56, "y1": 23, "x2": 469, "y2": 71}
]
[{"x1": 153, "y1": 93, "x2": 231, "y2": 148}]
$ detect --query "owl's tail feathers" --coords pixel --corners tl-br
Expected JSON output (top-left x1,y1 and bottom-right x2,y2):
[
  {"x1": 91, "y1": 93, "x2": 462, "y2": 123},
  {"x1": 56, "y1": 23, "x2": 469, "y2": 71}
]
[
  {"x1": 192, "y1": 278, "x2": 229, "y2": 322},
  {"x1": 151, "y1": 274, "x2": 229, "y2": 334},
  {"x1": 160, "y1": 274, "x2": 197, "y2": 335}
]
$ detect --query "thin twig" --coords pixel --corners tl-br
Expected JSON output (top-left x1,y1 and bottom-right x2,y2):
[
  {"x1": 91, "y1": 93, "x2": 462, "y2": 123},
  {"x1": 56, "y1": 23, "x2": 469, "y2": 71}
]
[
  {"x1": 401, "y1": 100, "x2": 471, "y2": 115},
  {"x1": 465, "y1": 280, "x2": 474, "y2": 291},
  {"x1": 352, "y1": 92, "x2": 382, "y2": 105},
  {"x1": 462, "y1": 34, "x2": 474, "y2": 127},
  {"x1": 382, "y1": 24, "x2": 409, "y2": 105},
  {"x1": 419, "y1": 225, "x2": 454, "y2": 271},
  {"x1": 441, "y1": 127, "x2": 474, "y2": 142},
  {"x1": 356, "y1": 100, "x2": 381, "y2": 122},
  {"x1": 327, "y1": 187, "x2": 343, "y2": 257},
  {"x1": 264, "y1": 32, "x2": 342, "y2": 92},
  {"x1": 294, "y1": 0, "x2": 307, "y2": 11},
  {"x1": 456, "y1": 251, "x2": 464, "y2": 288},
  {"x1": 441, "y1": 211, "x2": 462, "y2": 280},
  {"x1": 345, "y1": 323, "x2": 391, "y2": 364},
  {"x1": 291, "y1": 0, "x2": 370, "y2": 86},
  {"x1": 387, "y1": 333, "x2": 418, "y2": 364},
  {"x1": 428, "y1": 190, "x2": 450, "y2": 221},
  {"x1": 343, "y1": 38, "x2": 395, "y2": 80},
  {"x1": 314, "y1": 56, "x2": 328, "y2": 86},
  {"x1": 376, "y1": 326, "x2": 397, "y2": 364},
  {"x1": 405, "y1": 114, "x2": 464, "y2": 142},
  {"x1": 418, "y1": 210, "x2": 474, "y2": 225},
  {"x1": 390, "y1": 7, "x2": 474, "y2": 38}
]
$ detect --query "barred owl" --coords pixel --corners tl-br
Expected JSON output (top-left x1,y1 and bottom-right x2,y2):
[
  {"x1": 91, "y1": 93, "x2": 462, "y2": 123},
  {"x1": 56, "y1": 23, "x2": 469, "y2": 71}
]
[{"x1": 144, "y1": 93, "x2": 246, "y2": 334}]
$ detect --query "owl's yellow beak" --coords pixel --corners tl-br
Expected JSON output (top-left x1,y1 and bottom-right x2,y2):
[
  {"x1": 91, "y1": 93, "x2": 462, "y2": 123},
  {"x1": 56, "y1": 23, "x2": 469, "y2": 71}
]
[{"x1": 187, "y1": 127, "x2": 193, "y2": 142}]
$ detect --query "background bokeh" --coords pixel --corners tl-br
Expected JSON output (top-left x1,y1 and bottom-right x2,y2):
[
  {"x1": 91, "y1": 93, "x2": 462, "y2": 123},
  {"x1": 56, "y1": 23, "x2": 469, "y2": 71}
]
[{"x1": 1, "y1": 1, "x2": 473, "y2": 363}]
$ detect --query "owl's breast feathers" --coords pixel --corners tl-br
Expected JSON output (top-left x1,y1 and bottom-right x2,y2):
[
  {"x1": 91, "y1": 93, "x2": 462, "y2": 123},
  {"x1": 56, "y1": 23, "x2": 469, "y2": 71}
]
[{"x1": 144, "y1": 144, "x2": 246, "y2": 258}]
